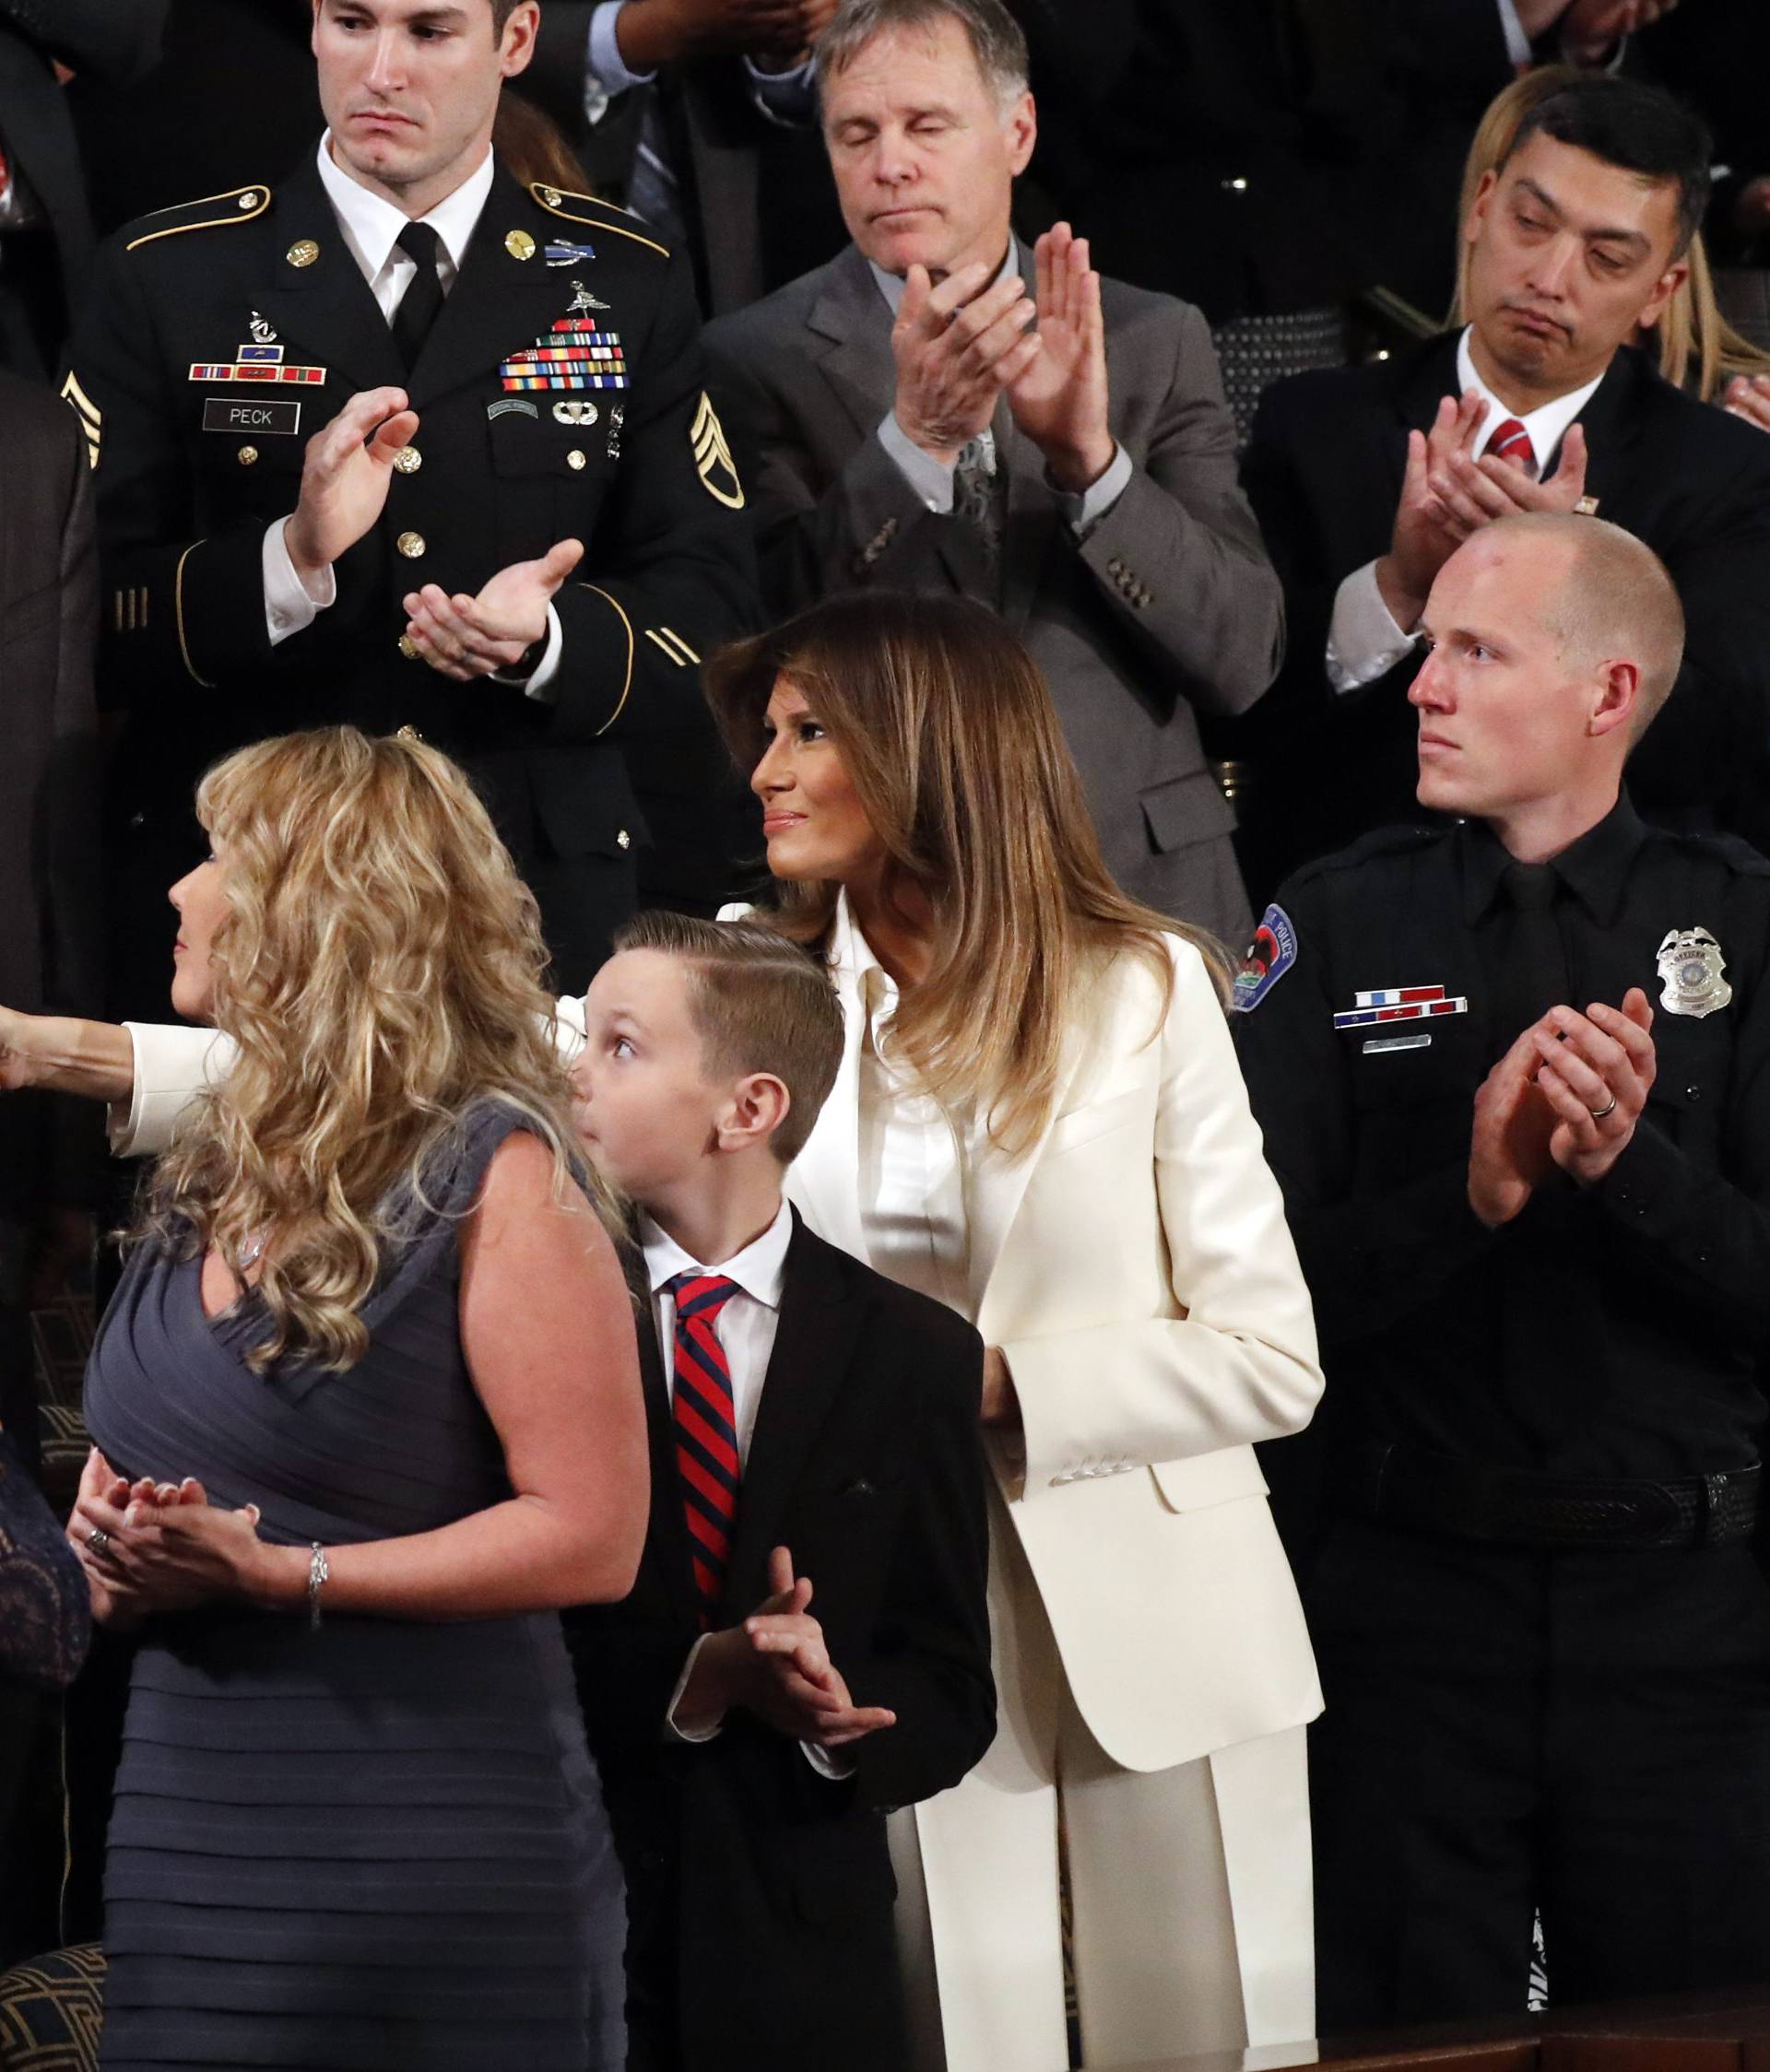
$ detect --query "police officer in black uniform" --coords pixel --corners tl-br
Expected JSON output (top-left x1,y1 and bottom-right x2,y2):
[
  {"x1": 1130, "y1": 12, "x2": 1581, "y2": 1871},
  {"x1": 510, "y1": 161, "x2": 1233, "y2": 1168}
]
[
  {"x1": 1235, "y1": 511, "x2": 1770, "y2": 2032},
  {"x1": 61, "y1": 0, "x2": 755, "y2": 1008}
]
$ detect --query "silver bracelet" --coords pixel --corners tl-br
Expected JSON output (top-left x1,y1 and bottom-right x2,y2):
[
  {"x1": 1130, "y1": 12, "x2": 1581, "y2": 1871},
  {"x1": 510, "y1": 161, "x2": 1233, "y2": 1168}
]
[{"x1": 307, "y1": 1542, "x2": 328, "y2": 1631}]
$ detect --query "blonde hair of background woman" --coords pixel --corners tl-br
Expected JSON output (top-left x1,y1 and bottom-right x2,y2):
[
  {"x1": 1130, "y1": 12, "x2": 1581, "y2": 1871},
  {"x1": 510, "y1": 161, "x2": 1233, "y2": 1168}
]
[
  {"x1": 1451, "y1": 65, "x2": 1770, "y2": 403},
  {"x1": 138, "y1": 727, "x2": 618, "y2": 1374},
  {"x1": 705, "y1": 592, "x2": 1230, "y2": 1158}
]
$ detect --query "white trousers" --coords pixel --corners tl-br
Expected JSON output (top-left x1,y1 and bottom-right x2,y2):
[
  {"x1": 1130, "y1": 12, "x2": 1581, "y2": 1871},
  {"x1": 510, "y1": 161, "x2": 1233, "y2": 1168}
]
[{"x1": 891, "y1": 1497, "x2": 1316, "y2": 2072}]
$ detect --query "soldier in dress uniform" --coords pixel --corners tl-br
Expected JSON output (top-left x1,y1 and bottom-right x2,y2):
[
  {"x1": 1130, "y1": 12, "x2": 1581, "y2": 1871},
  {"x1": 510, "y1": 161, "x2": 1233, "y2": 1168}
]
[
  {"x1": 1235, "y1": 511, "x2": 1770, "y2": 2032},
  {"x1": 60, "y1": 0, "x2": 755, "y2": 1008}
]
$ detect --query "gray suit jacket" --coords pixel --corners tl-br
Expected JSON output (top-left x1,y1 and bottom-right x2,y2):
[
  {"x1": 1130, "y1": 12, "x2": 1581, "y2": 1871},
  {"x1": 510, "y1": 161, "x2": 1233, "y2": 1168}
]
[{"x1": 704, "y1": 241, "x2": 1284, "y2": 942}]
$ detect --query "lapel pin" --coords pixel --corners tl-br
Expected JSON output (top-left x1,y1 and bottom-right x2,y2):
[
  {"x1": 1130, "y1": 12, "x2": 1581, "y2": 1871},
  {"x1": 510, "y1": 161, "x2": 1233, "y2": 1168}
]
[
  {"x1": 286, "y1": 239, "x2": 320, "y2": 269},
  {"x1": 505, "y1": 230, "x2": 536, "y2": 262},
  {"x1": 554, "y1": 398, "x2": 597, "y2": 426}
]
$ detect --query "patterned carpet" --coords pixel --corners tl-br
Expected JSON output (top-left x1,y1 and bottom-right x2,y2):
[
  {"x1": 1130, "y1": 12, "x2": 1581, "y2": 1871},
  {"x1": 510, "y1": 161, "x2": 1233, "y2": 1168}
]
[{"x1": 0, "y1": 1946, "x2": 103, "y2": 2071}]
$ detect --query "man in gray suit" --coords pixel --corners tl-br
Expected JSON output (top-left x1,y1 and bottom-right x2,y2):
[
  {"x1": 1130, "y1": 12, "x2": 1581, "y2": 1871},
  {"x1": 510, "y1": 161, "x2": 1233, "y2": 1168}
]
[{"x1": 704, "y1": 0, "x2": 1282, "y2": 938}]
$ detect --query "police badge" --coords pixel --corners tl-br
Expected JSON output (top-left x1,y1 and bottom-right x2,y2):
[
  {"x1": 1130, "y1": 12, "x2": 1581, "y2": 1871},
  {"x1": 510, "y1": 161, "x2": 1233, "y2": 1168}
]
[{"x1": 1655, "y1": 926, "x2": 1732, "y2": 1018}]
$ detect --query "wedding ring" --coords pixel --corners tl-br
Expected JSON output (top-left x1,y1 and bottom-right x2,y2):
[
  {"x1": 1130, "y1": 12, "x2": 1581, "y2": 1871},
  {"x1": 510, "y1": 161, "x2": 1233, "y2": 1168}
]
[
  {"x1": 85, "y1": 1526, "x2": 110, "y2": 1556},
  {"x1": 1588, "y1": 1095, "x2": 1618, "y2": 1120}
]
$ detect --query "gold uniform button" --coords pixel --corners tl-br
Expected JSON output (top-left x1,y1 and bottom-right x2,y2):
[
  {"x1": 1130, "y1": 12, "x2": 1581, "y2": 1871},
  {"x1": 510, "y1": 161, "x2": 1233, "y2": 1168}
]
[
  {"x1": 239, "y1": 190, "x2": 260, "y2": 210},
  {"x1": 396, "y1": 531, "x2": 426, "y2": 559},
  {"x1": 237, "y1": 445, "x2": 259, "y2": 467},
  {"x1": 567, "y1": 448, "x2": 586, "y2": 471},
  {"x1": 537, "y1": 184, "x2": 562, "y2": 207},
  {"x1": 286, "y1": 239, "x2": 320, "y2": 268},
  {"x1": 398, "y1": 634, "x2": 420, "y2": 661},
  {"x1": 617, "y1": 830, "x2": 631, "y2": 851},
  {"x1": 393, "y1": 445, "x2": 422, "y2": 475}
]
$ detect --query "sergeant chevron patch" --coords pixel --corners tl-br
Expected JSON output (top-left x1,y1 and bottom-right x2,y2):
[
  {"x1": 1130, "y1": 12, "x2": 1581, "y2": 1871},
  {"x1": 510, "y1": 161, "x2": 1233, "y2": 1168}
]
[
  {"x1": 690, "y1": 392, "x2": 743, "y2": 510},
  {"x1": 60, "y1": 371, "x2": 102, "y2": 469}
]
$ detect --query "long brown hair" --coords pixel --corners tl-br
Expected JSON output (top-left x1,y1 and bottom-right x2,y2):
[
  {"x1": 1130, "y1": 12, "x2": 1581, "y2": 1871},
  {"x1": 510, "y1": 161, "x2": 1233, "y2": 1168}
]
[
  {"x1": 138, "y1": 728, "x2": 616, "y2": 1373},
  {"x1": 704, "y1": 594, "x2": 1228, "y2": 1154}
]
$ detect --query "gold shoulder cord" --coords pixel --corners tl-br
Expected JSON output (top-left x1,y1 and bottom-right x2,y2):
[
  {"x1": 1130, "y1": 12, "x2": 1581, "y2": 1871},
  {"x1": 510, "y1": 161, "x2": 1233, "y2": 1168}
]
[
  {"x1": 527, "y1": 182, "x2": 671, "y2": 262},
  {"x1": 125, "y1": 183, "x2": 272, "y2": 253}
]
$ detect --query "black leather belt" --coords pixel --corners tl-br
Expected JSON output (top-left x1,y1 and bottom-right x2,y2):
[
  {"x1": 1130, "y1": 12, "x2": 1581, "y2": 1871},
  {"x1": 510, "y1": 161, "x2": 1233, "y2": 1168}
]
[{"x1": 1343, "y1": 1442, "x2": 1762, "y2": 1550}]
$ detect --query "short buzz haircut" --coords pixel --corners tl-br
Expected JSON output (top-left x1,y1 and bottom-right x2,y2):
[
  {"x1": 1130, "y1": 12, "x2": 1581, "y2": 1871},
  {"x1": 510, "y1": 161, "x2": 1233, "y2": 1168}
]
[
  {"x1": 1497, "y1": 512, "x2": 1685, "y2": 740},
  {"x1": 611, "y1": 911, "x2": 844, "y2": 1166},
  {"x1": 1505, "y1": 77, "x2": 1712, "y2": 258},
  {"x1": 815, "y1": 0, "x2": 1029, "y2": 111}
]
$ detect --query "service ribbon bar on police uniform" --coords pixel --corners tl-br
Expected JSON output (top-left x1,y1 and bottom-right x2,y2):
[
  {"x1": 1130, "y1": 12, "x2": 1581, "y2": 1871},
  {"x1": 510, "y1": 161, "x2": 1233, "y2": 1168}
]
[{"x1": 1332, "y1": 986, "x2": 1469, "y2": 1030}]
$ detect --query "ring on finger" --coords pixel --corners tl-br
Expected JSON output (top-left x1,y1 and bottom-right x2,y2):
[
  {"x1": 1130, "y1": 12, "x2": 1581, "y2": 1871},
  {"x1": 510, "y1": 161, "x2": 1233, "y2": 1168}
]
[
  {"x1": 1588, "y1": 1094, "x2": 1619, "y2": 1120},
  {"x1": 86, "y1": 1526, "x2": 111, "y2": 1556}
]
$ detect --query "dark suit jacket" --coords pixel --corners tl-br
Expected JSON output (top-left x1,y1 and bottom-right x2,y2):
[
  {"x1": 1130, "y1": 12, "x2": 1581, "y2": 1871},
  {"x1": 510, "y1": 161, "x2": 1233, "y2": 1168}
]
[
  {"x1": 63, "y1": 149, "x2": 755, "y2": 992},
  {"x1": 525, "y1": 6, "x2": 845, "y2": 320},
  {"x1": 706, "y1": 240, "x2": 1285, "y2": 943},
  {"x1": 567, "y1": 1214, "x2": 994, "y2": 2072},
  {"x1": 0, "y1": 0, "x2": 164, "y2": 372},
  {"x1": 1233, "y1": 334, "x2": 1770, "y2": 900},
  {"x1": 0, "y1": 371, "x2": 100, "y2": 1219}
]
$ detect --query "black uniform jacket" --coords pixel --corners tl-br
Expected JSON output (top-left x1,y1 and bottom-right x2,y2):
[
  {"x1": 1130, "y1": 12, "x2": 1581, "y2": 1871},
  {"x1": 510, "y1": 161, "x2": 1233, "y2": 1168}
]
[
  {"x1": 61, "y1": 152, "x2": 754, "y2": 897},
  {"x1": 566, "y1": 1214, "x2": 995, "y2": 2072},
  {"x1": 1233, "y1": 335, "x2": 1770, "y2": 896},
  {"x1": 1235, "y1": 803, "x2": 1770, "y2": 1498}
]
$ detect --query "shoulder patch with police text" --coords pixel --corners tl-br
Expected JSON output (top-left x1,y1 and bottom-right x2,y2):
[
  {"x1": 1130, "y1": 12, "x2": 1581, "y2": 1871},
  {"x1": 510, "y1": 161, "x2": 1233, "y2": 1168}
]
[{"x1": 1232, "y1": 904, "x2": 1296, "y2": 1013}]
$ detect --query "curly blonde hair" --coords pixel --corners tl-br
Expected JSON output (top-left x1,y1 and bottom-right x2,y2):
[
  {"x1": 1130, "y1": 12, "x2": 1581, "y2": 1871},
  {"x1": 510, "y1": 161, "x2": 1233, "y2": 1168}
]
[{"x1": 137, "y1": 727, "x2": 615, "y2": 1374}]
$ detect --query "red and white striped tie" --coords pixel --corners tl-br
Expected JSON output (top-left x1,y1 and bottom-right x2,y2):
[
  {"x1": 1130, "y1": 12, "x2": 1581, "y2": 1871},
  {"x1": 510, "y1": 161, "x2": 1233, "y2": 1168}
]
[
  {"x1": 1487, "y1": 415, "x2": 1539, "y2": 479},
  {"x1": 667, "y1": 1273, "x2": 741, "y2": 1624}
]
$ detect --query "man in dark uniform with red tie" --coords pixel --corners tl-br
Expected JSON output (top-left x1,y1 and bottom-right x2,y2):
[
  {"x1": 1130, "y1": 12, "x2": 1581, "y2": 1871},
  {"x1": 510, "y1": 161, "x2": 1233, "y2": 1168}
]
[
  {"x1": 61, "y1": 0, "x2": 755, "y2": 1006},
  {"x1": 1236, "y1": 511, "x2": 1770, "y2": 2031},
  {"x1": 1233, "y1": 76, "x2": 1770, "y2": 900}
]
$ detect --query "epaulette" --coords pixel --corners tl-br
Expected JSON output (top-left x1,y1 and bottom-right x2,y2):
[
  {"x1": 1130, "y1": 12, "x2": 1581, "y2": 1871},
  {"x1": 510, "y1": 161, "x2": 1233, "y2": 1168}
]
[
  {"x1": 527, "y1": 181, "x2": 671, "y2": 262},
  {"x1": 1287, "y1": 820, "x2": 1447, "y2": 890},
  {"x1": 1662, "y1": 825, "x2": 1770, "y2": 879},
  {"x1": 124, "y1": 182, "x2": 271, "y2": 254}
]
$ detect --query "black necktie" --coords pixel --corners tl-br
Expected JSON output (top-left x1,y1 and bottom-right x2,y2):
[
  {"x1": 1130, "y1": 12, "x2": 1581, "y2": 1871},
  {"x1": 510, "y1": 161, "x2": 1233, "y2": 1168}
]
[
  {"x1": 1495, "y1": 860, "x2": 1567, "y2": 1054},
  {"x1": 391, "y1": 219, "x2": 444, "y2": 371}
]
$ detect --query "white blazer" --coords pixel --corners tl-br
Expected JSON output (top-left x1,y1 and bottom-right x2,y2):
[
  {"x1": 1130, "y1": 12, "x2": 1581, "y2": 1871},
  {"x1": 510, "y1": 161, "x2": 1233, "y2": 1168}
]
[
  {"x1": 118, "y1": 924, "x2": 1322, "y2": 1772},
  {"x1": 725, "y1": 910, "x2": 1325, "y2": 1774}
]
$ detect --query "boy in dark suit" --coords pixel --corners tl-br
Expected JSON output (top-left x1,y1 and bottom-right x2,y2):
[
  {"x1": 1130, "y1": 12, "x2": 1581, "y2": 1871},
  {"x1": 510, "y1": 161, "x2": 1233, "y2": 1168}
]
[{"x1": 562, "y1": 909, "x2": 994, "y2": 2072}]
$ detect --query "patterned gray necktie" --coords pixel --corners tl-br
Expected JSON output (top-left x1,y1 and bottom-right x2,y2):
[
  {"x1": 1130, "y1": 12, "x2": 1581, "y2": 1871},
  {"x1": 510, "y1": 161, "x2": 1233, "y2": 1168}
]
[{"x1": 953, "y1": 430, "x2": 1006, "y2": 581}]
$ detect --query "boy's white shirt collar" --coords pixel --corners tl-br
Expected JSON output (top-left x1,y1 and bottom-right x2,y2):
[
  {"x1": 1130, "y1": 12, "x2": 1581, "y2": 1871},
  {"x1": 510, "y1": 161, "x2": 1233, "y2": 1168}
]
[{"x1": 640, "y1": 1196, "x2": 793, "y2": 1307}]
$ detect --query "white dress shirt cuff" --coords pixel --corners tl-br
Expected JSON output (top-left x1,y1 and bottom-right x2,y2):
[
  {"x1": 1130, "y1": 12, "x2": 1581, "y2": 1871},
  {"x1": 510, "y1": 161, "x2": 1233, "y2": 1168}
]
[
  {"x1": 588, "y1": 1, "x2": 654, "y2": 100},
  {"x1": 1327, "y1": 560, "x2": 1419, "y2": 695},
  {"x1": 1495, "y1": 0, "x2": 1532, "y2": 66},
  {"x1": 665, "y1": 1633, "x2": 726, "y2": 1743},
  {"x1": 744, "y1": 53, "x2": 817, "y2": 127},
  {"x1": 663, "y1": 1635, "x2": 855, "y2": 1780},
  {"x1": 877, "y1": 412, "x2": 956, "y2": 513},
  {"x1": 490, "y1": 602, "x2": 564, "y2": 702},
  {"x1": 110, "y1": 1022, "x2": 239, "y2": 1159},
  {"x1": 1054, "y1": 441, "x2": 1132, "y2": 536},
  {"x1": 264, "y1": 518, "x2": 334, "y2": 645}
]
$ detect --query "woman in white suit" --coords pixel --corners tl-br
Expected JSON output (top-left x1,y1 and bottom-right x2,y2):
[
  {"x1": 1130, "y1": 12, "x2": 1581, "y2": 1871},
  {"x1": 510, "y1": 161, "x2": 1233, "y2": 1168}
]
[
  {"x1": 1, "y1": 595, "x2": 1325, "y2": 2068},
  {"x1": 702, "y1": 592, "x2": 1325, "y2": 2071}
]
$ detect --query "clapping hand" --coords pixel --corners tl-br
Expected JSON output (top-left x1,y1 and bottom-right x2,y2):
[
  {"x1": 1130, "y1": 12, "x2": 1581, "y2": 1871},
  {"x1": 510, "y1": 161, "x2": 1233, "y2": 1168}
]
[
  {"x1": 70, "y1": 1447, "x2": 272, "y2": 1624},
  {"x1": 1006, "y1": 223, "x2": 1115, "y2": 494},
  {"x1": 738, "y1": 1547, "x2": 896, "y2": 1750},
  {"x1": 891, "y1": 260, "x2": 1038, "y2": 464},
  {"x1": 401, "y1": 538, "x2": 584, "y2": 682},
  {"x1": 1468, "y1": 1019, "x2": 1562, "y2": 1227},
  {"x1": 1528, "y1": 989, "x2": 1656, "y2": 1186},
  {"x1": 1725, "y1": 373, "x2": 1770, "y2": 437},
  {"x1": 285, "y1": 387, "x2": 419, "y2": 593}
]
